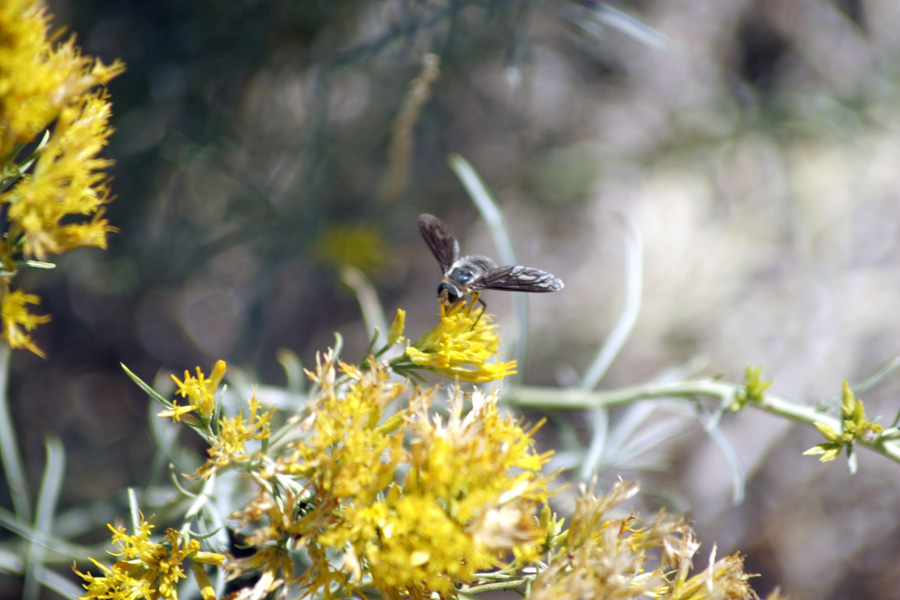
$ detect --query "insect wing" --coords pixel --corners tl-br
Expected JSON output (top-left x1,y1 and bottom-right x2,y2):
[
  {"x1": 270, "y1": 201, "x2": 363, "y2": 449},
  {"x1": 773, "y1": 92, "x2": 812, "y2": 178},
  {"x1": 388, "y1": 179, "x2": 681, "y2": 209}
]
[
  {"x1": 418, "y1": 214, "x2": 460, "y2": 273},
  {"x1": 474, "y1": 265, "x2": 564, "y2": 293}
]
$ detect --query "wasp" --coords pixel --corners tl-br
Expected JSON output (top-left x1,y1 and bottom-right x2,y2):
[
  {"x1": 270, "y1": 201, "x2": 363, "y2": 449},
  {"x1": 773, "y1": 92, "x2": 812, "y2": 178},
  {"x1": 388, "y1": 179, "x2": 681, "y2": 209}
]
[{"x1": 418, "y1": 213, "x2": 564, "y2": 311}]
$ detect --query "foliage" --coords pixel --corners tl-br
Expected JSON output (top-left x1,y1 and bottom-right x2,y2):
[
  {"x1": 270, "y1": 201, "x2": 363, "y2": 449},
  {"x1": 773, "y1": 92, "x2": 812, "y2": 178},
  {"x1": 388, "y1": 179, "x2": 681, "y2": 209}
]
[{"x1": 2, "y1": 2, "x2": 899, "y2": 600}]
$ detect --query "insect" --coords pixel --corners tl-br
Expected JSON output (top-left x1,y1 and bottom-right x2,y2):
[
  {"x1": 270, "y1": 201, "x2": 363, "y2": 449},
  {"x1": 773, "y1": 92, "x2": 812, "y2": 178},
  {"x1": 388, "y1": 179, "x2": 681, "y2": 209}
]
[{"x1": 418, "y1": 213, "x2": 564, "y2": 311}]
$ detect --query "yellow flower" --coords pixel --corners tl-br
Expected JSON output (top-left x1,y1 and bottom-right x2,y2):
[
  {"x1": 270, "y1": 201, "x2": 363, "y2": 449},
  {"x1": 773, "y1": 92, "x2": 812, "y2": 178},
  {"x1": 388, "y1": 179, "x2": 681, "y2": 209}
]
[
  {"x1": 408, "y1": 387, "x2": 551, "y2": 519},
  {"x1": 281, "y1": 355, "x2": 407, "y2": 504},
  {"x1": 355, "y1": 491, "x2": 497, "y2": 595},
  {"x1": 0, "y1": 287, "x2": 50, "y2": 357},
  {"x1": 7, "y1": 92, "x2": 119, "y2": 260},
  {"x1": 804, "y1": 379, "x2": 883, "y2": 463},
  {"x1": 661, "y1": 549, "x2": 757, "y2": 600},
  {"x1": 196, "y1": 391, "x2": 273, "y2": 477},
  {"x1": 161, "y1": 360, "x2": 227, "y2": 422},
  {"x1": 731, "y1": 365, "x2": 772, "y2": 411},
  {"x1": 224, "y1": 546, "x2": 294, "y2": 600},
  {"x1": 74, "y1": 517, "x2": 225, "y2": 600},
  {"x1": 0, "y1": 1, "x2": 123, "y2": 156},
  {"x1": 386, "y1": 307, "x2": 405, "y2": 346},
  {"x1": 309, "y1": 382, "x2": 551, "y2": 596},
  {"x1": 0, "y1": 1, "x2": 123, "y2": 260},
  {"x1": 530, "y1": 480, "x2": 694, "y2": 600},
  {"x1": 405, "y1": 301, "x2": 517, "y2": 383},
  {"x1": 0, "y1": 0, "x2": 122, "y2": 357},
  {"x1": 314, "y1": 222, "x2": 388, "y2": 273},
  {"x1": 227, "y1": 353, "x2": 551, "y2": 598}
]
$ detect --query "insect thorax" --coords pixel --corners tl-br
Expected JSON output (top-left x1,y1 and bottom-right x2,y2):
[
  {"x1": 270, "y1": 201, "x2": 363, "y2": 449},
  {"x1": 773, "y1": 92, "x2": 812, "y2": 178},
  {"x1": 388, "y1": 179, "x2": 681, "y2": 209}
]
[{"x1": 447, "y1": 255, "x2": 497, "y2": 286}]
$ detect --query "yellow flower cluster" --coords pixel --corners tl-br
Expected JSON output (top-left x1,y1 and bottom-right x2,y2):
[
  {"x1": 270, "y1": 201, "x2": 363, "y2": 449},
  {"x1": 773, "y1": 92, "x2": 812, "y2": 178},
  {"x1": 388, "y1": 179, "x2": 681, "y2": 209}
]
[
  {"x1": 0, "y1": 0, "x2": 123, "y2": 356},
  {"x1": 314, "y1": 222, "x2": 389, "y2": 274},
  {"x1": 0, "y1": 288, "x2": 50, "y2": 357},
  {"x1": 161, "y1": 360, "x2": 228, "y2": 422},
  {"x1": 404, "y1": 301, "x2": 517, "y2": 383},
  {"x1": 99, "y1": 296, "x2": 787, "y2": 600},
  {"x1": 205, "y1": 393, "x2": 272, "y2": 466},
  {"x1": 805, "y1": 379, "x2": 884, "y2": 463},
  {"x1": 100, "y1": 343, "x2": 785, "y2": 599},
  {"x1": 231, "y1": 350, "x2": 551, "y2": 598},
  {"x1": 731, "y1": 365, "x2": 773, "y2": 411},
  {"x1": 530, "y1": 479, "x2": 782, "y2": 600},
  {"x1": 156, "y1": 359, "x2": 274, "y2": 477},
  {"x1": 74, "y1": 517, "x2": 225, "y2": 600}
]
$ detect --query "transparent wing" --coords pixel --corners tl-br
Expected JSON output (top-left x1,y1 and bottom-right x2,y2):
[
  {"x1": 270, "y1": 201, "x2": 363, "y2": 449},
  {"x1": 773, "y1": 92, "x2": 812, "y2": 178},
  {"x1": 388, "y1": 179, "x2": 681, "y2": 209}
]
[
  {"x1": 418, "y1": 214, "x2": 460, "y2": 273},
  {"x1": 473, "y1": 265, "x2": 565, "y2": 292}
]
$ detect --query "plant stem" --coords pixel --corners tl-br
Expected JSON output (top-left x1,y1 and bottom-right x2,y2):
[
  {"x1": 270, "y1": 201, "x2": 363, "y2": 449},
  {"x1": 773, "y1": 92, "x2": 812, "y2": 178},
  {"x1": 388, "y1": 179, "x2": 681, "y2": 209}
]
[
  {"x1": 505, "y1": 379, "x2": 900, "y2": 465},
  {"x1": 0, "y1": 341, "x2": 32, "y2": 520}
]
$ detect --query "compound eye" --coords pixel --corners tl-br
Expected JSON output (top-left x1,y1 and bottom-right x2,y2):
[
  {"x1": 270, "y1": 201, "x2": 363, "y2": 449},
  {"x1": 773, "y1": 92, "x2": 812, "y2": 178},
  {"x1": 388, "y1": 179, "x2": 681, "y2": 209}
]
[{"x1": 437, "y1": 283, "x2": 461, "y2": 304}]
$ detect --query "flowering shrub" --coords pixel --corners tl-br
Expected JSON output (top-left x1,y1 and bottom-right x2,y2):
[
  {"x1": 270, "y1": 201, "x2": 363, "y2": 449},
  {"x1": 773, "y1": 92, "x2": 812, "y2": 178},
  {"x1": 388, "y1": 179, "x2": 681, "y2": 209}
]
[
  {"x1": 6, "y1": 3, "x2": 899, "y2": 600},
  {"x1": 82, "y1": 306, "x2": 783, "y2": 600},
  {"x1": 0, "y1": 0, "x2": 122, "y2": 357}
]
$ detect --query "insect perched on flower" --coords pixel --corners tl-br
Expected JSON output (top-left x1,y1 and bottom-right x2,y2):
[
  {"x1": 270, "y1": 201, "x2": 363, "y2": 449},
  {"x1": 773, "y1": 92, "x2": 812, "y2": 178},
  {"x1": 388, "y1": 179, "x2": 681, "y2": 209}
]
[{"x1": 418, "y1": 214, "x2": 564, "y2": 310}]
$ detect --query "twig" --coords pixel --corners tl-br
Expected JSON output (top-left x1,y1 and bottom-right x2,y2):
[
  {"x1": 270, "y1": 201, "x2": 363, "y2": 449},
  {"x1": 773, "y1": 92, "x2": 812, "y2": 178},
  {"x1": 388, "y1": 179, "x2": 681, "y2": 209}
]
[{"x1": 504, "y1": 379, "x2": 900, "y2": 465}]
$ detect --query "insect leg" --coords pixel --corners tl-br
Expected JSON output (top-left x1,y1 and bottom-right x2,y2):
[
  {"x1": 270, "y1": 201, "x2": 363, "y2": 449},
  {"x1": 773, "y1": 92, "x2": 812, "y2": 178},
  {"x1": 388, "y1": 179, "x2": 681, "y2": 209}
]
[{"x1": 469, "y1": 291, "x2": 487, "y2": 327}]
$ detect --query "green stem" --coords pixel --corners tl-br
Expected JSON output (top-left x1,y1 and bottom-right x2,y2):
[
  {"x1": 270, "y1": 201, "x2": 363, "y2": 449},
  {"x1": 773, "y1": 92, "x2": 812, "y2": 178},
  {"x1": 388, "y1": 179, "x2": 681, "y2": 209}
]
[
  {"x1": 461, "y1": 577, "x2": 531, "y2": 594},
  {"x1": 505, "y1": 379, "x2": 900, "y2": 465},
  {"x1": 0, "y1": 341, "x2": 32, "y2": 520}
]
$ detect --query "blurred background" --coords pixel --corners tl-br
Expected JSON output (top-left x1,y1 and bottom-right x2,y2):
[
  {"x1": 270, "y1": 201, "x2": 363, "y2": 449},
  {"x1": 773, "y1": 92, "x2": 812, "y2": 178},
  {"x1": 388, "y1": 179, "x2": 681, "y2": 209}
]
[{"x1": 5, "y1": 0, "x2": 900, "y2": 597}]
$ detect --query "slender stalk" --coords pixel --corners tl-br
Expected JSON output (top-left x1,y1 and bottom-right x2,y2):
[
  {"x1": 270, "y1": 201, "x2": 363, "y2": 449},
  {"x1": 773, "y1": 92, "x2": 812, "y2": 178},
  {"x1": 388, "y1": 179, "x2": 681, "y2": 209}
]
[
  {"x1": 449, "y1": 154, "x2": 529, "y2": 376},
  {"x1": 505, "y1": 379, "x2": 900, "y2": 465},
  {"x1": 24, "y1": 437, "x2": 65, "y2": 600},
  {"x1": 0, "y1": 341, "x2": 31, "y2": 520},
  {"x1": 579, "y1": 215, "x2": 642, "y2": 391}
]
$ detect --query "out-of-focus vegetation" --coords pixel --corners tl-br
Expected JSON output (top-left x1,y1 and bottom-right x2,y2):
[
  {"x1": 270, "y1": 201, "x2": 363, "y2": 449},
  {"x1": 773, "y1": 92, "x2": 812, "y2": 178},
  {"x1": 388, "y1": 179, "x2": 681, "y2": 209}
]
[{"x1": 5, "y1": 0, "x2": 900, "y2": 598}]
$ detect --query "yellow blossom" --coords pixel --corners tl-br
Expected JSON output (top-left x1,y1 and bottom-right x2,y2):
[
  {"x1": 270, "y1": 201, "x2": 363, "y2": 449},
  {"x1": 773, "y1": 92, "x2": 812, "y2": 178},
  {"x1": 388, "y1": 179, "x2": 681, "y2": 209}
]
[
  {"x1": 0, "y1": 287, "x2": 50, "y2": 357},
  {"x1": 804, "y1": 379, "x2": 883, "y2": 463},
  {"x1": 530, "y1": 480, "x2": 698, "y2": 600},
  {"x1": 195, "y1": 391, "x2": 273, "y2": 477},
  {"x1": 226, "y1": 353, "x2": 552, "y2": 598},
  {"x1": 281, "y1": 355, "x2": 407, "y2": 504},
  {"x1": 405, "y1": 301, "x2": 517, "y2": 383},
  {"x1": 7, "y1": 91, "x2": 119, "y2": 259},
  {"x1": 0, "y1": 0, "x2": 124, "y2": 259},
  {"x1": 314, "y1": 222, "x2": 388, "y2": 273},
  {"x1": 161, "y1": 360, "x2": 227, "y2": 422},
  {"x1": 122, "y1": 338, "x2": 785, "y2": 599},
  {"x1": 0, "y1": 1, "x2": 123, "y2": 156},
  {"x1": 731, "y1": 365, "x2": 772, "y2": 411},
  {"x1": 387, "y1": 307, "x2": 405, "y2": 346},
  {"x1": 74, "y1": 516, "x2": 225, "y2": 600},
  {"x1": 310, "y1": 382, "x2": 550, "y2": 596},
  {"x1": 529, "y1": 479, "x2": 777, "y2": 600},
  {"x1": 661, "y1": 549, "x2": 757, "y2": 600},
  {"x1": 352, "y1": 491, "x2": 497, "y2": 595},
  {"x1": 0, "y1": 0, "x2": 123, "y2": 356},
  {"x1": 407, "y1": 387, "x2": 551, "y2": 524}
]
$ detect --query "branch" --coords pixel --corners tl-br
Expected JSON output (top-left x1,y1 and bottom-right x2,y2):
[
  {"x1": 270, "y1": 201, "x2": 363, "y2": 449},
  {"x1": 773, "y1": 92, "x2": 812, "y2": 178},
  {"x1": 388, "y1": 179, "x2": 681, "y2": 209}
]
[{"x1": 504, "y1": 379, "x2": 900, "y2": 465}]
